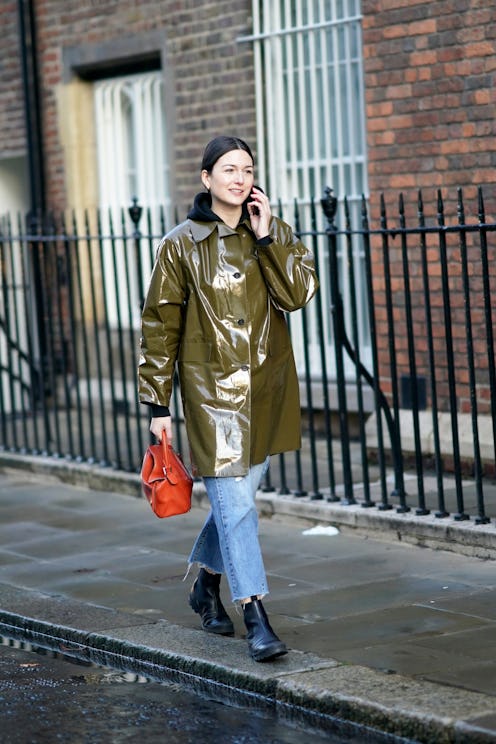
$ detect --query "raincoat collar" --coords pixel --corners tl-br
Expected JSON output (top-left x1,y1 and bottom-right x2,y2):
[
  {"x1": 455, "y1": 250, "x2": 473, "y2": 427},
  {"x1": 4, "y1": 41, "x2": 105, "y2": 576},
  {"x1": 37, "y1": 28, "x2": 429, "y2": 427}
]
[{"x1": 187, "y1": 190, "x2": 253, "y2": 243}]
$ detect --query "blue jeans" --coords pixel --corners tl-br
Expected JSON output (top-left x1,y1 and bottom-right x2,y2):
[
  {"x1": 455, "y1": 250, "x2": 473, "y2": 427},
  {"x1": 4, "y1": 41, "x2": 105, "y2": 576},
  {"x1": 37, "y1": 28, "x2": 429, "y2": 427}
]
[{"x1": 188, "y1": 458, "x2": 270, "y2": 603}]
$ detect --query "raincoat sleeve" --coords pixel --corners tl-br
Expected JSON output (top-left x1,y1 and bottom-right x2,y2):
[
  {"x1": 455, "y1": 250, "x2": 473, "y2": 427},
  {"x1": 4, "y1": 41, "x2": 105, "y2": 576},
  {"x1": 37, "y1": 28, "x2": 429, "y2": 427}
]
[
  {"x1": 256, "y1": 217, "x2": 319, "y2": 312},
  {"x1": 138, "y1": 238, "x2": 186, "y2": 409}
]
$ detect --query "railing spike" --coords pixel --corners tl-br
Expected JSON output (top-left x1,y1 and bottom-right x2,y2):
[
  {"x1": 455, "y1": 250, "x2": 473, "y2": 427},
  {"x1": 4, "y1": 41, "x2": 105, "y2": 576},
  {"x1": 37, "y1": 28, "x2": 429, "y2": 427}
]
[
  {"x1": 457, "y1": 187, "x2": 465, "y2": 224},
  {"x1": 128, "y1": 197, "x2": 143, "y2": 230},
  {"x1": 380, "y1": 192, "x2": 386, "y2": 218},
  {"x1": 380, "y1": 193, "x2": 388, "y2": 228},
  {"x1": 478, "y1": 186, "x2": 486, "y2": 223},
  {"x1": 321, "y1": 186, "x2": 338, "y2": 228},
  {"x1": 417, "y1": 189, "x2": 424, "y2": 214},
  {"x1": 437, "y1": 188, "x2": 443, "y2": 209},
  {"x1": 293, "y1": 197, "x2": 301, "y2": 233}
]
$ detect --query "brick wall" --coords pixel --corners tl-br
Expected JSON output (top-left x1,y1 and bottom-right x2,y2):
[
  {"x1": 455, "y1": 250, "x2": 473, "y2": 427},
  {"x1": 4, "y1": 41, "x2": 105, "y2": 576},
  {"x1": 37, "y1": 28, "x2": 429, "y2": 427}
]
[
  {"x1": 363, "y1": 0, "x2": 495, "y2": 219},
  {"x1": 362, "y1": 0, "x2": 496, "y2": 415},
  {"x1": 8, "y1": 1, "x2": 494, "y2": 215},
  {"x1": 32, "y1": 0, "x2": 256, "y2": 213},
  {"x1": 0, "y1": 2, "x2": 26, "y2": 158}
]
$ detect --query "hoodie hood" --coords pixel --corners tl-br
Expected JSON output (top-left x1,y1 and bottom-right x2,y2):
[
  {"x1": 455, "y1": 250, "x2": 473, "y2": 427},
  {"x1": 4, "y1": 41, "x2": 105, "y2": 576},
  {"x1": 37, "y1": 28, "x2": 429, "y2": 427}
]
[
  {"x1": 187, "y1": 191, "x2": 219, "y2": 222},
  {"x1": 187, "y1": 189, "x2": 262, "y2": 223}
]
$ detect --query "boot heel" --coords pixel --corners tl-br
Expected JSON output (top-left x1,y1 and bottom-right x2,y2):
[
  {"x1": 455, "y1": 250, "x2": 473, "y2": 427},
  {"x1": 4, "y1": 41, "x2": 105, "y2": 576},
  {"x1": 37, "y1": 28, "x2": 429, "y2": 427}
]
[{"x1": 243, "y1": 598, "x2": 287, "y2": 662}]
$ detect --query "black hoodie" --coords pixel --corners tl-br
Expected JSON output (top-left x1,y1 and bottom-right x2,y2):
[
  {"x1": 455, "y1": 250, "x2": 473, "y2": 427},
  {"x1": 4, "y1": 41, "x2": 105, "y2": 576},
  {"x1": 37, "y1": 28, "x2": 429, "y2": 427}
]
[
  {"x1": 187, "y1": 190, "x2": 273, "y2": 246},
  {"x1": 187, "y1": 190, "x2": 250, "y2": 223}
]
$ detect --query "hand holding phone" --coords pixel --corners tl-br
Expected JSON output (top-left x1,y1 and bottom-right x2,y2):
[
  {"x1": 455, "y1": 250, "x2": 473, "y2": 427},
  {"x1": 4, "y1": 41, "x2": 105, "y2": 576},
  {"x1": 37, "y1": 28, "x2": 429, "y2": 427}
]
[{"x1": 248, "y1": 187, "x2": 271, "y2": 239}]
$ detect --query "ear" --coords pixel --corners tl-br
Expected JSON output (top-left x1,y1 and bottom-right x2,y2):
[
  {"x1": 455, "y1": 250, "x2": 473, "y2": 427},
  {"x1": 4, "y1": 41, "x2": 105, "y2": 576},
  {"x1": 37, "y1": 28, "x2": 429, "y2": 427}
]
[{"x1": 201, "y1": 170, "x2": 210, "y2": 191}]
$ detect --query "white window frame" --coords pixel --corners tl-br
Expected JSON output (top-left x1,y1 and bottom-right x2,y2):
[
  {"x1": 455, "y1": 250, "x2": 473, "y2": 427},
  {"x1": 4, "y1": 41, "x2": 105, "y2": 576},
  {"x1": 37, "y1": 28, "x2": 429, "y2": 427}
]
[
  {"x1": 245, "y1": 0, "x2": 370, "y2": 379},
  {"x1": 94, "y1": 72, "x2": 171, "y2": 327}
]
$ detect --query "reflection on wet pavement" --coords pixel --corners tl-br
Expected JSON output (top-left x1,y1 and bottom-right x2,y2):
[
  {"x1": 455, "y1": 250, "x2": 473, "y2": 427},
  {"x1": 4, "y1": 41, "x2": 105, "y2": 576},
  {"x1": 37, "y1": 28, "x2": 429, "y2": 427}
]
[{"x1": 0, "y1": 637, "x2": 371, "y2": 744}]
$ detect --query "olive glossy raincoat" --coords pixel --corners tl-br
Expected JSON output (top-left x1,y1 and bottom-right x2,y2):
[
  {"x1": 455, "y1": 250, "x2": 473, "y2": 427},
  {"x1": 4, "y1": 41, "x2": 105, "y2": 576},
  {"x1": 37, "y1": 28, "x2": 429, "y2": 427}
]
[{"x1": 138, "y1": 194, "x2": 319, "y2": 477}]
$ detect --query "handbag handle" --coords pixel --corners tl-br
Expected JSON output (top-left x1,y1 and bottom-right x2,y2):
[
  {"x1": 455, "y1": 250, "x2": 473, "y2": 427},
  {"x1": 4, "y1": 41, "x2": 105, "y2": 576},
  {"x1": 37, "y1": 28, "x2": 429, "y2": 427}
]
[{"x1": 161, "y1": 429, "x2": 172, "y2": 475}]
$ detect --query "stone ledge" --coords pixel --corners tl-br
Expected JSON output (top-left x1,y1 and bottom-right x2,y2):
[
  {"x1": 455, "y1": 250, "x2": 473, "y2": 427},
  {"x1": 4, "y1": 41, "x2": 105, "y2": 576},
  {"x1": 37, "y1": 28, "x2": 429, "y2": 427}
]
[
  {"x1": 255, "y1": 493, "x2": 496, "y2": 560},
  {"x1": 366, "y1": 410, "x2": 496, "y2": 464}
]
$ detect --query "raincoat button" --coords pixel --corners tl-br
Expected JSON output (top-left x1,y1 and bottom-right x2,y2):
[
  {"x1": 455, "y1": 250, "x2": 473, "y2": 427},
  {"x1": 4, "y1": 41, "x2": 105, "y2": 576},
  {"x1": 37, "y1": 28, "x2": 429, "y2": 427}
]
[
  {"x1": 237, "y1": 318, "x2": 245, "y2": 326},
  {"x1": 233, "y1": 272, "x2": 241, "y2": 279},
  {"x1": 241, "y1": 365, "x2": 249, "y2": 371}
]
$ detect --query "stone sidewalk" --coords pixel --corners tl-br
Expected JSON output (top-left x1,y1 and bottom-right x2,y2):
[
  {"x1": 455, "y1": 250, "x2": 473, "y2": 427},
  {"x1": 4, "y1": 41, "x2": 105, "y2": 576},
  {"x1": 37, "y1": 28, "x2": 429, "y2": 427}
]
[{"x1": 0, "y1": 459, "x2": 495, "y2": 742}]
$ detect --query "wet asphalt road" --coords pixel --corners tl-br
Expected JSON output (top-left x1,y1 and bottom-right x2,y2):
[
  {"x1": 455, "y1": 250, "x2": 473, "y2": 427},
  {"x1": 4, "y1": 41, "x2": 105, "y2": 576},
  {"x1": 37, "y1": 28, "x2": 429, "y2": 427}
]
[{"x1": 0, "y1": 639, "x2": 371, "y2": 744}]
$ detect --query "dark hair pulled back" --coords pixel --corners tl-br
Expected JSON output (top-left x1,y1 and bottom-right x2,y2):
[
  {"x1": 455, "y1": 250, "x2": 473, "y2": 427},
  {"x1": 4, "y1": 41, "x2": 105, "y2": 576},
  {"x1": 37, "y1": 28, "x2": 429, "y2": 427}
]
[{"x1": 201, "y1": 136, "x2": 254, "y2": 173}]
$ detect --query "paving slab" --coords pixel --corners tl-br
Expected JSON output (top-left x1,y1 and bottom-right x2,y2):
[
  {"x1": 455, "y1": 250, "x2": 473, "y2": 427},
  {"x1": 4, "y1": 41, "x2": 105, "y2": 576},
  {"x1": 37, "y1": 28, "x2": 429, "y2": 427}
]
[{"x1": 0, "y1": 463, "x2": 495, "y2": 742}]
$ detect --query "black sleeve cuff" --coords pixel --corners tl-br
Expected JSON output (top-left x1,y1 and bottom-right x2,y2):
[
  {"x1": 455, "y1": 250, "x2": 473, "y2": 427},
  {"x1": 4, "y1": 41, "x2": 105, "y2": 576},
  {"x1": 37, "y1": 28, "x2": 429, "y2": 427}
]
[
  {"x1": 256, "y1": 235, "x2": 273, "y2": 247},
  {"x1": 142, "y1": 402, "x2": 170, "y2": 418}
]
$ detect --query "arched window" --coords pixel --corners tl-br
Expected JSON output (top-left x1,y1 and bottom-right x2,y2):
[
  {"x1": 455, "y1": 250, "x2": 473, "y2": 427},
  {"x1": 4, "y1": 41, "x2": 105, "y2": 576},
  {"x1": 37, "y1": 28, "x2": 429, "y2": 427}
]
[
  {"x1": 94, "y1": 72, "x2": 171, "y2": 228},
  {"x1": 93, "y1": 72, "x2": 171, "y2": 327}
]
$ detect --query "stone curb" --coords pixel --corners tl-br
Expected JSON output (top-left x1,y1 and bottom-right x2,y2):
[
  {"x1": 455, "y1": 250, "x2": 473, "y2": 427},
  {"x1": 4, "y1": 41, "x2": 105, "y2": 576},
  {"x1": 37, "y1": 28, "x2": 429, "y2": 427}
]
[
  {"x1": 0, "y1": 602, "x2": 495, "y2": 744},
  {"x1": 1, "y1": 452, "x2": 495, "y2": 559}
]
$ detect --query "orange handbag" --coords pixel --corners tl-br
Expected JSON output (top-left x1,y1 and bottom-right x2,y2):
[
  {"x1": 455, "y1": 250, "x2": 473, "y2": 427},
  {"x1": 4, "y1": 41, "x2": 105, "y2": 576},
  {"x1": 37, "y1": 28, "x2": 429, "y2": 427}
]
[{"x1": 141, "y1": 430, "x2": 193, "y2": 518}]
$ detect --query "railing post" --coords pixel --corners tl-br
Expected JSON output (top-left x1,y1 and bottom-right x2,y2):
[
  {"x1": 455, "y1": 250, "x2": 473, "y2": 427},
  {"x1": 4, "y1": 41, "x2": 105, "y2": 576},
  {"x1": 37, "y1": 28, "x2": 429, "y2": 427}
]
[
  {"x1": 321, "y1": 187, "x2": 356, "y2": 504},
  {"x1": 28, "y1": 211, "x2": 53, "y2": 456},
  {"x1": 343, "y1": 196, "x2": 373, "y2": 507},
  {"x1": 310, "y1": 196, "x2": 337, "y2": 501},
  {"x1": 129, "y1": 197, "x2": 144, "y2": 309},
  {"x1": 457, "y1": 188, "x2": 488, "y2": 524},
  {"x1": 478, "y1": 187, "x2": 495, "y2": 524},
  {"x1": 418, "y1": 190, "x2": 448, "y2": 518},
  {"x1": 294, "y1": 198, "x2": 322, "y2": 500},
  {"x1": 437, "y1": 190, "x2": 468, "y2": 521},
  {"x1": 360, "y1": 196, "x2": 392, "y2": 510},
  {"x1": 397, "y1": 194, "x2": 419, "y2": 514},
  {"x1": 379, "y1": 196, "x2": 408, "y2": 511}
]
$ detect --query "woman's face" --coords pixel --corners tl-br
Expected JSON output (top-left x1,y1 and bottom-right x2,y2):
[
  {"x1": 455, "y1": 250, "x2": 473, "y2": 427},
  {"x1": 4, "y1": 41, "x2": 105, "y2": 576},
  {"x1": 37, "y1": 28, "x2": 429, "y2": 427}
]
[{"x1": 201, "y1": 149, "x2": 254, "y2": 210}]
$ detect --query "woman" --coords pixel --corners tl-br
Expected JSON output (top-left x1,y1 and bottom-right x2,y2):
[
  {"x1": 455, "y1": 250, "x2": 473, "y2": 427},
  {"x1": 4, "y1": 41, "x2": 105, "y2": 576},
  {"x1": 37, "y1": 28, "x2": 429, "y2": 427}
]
[{"x1": 139, "y1": 135, "x2": 318, "y2": 662}]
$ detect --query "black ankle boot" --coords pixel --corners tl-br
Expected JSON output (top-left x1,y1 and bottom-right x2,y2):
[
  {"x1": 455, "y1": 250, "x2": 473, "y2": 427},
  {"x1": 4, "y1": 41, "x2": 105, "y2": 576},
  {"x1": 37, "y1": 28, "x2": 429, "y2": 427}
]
[
  {"x1": 189, "y1": 568, "x2": 234, "y2": 636},
  {"x1": 243, "y1": 597, "x2": 287, "y2": 662}
]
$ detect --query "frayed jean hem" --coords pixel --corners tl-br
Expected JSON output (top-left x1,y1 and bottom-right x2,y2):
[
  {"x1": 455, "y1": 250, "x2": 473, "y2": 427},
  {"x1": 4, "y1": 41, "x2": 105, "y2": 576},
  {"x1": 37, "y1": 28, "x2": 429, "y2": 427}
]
[{"x1": 188, "y1": 458, "x2": 270, "y2": 603}]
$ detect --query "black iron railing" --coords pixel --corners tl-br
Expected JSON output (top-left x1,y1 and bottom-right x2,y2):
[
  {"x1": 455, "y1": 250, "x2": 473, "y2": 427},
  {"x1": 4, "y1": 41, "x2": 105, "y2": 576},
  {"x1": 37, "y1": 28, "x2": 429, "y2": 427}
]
[{"x1": 1, "y1": 188, "x2": 496, "y2": 526}]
